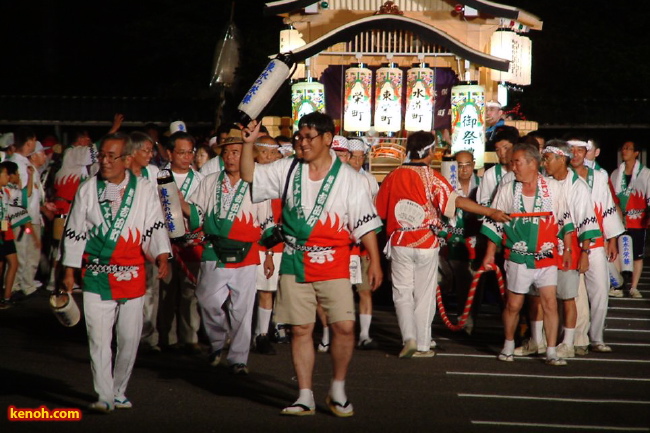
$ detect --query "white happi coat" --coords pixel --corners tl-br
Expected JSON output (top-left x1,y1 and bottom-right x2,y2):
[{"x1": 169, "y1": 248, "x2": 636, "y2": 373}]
[
  {"x1": 62, "y1": 172, "x2": 172, "y2": 300},
  {"x1": 477, "y1": 164, "x2": 514, "y2": 207}
]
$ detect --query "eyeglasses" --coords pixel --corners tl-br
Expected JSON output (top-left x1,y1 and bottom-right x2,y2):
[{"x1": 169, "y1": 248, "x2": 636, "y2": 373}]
[
  {"x1": 98, "y1": 153, "x2": 126, "y2": 162},
  {"x1": 296, "y1": 133, "x2": 322, "y2": 144}
]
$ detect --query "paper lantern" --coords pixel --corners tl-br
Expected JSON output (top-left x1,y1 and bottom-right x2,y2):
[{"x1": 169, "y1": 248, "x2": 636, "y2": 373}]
[
  {"x1": 343, "y1": 63, "x2": 372, "y2": 132},
  {"x1": 405, "y1": 64, "x2": 434, "y2": 132},
  {"x1": 519, "y1": 34, "x2": 532, "y2": 86},
  {"x1": 238, "y1": 54, "x2": 295, "y2": 125},
  {"x1": 374, "y1": 63, "x2": 403, "y2": 133},
  {"x1": 450, "y1": 84, "x2": 486, "y2": 169},
  {"x1": 291, "y1": 79, "x2": 326, "y2": 132},
  {"x1": 490, "y1": 30, "x2": 532, "y2": 86},
  {"x1": 279, "y1": 28, "x2": 305, "y2": 53}
]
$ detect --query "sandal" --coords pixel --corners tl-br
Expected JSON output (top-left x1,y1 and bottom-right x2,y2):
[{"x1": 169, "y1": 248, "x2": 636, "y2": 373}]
[
  {"x1": 326, "y1": 395, "x2": 354, "y2": 417},
  {"x1": 497, "y1": 352, "x2": 514, "y2": 362},
  {"x1": 280, "y1": 403, "x2": 315, "y2": 416}
]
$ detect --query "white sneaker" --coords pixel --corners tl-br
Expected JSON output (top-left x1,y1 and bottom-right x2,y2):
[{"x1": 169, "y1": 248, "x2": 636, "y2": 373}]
[
  {"x1": 629, "y1": 288, "x2": 643, "y2": 298},
  {"x1": 609, "y1": 288, "x2": 624, "y2": 298},
  {"x1": 556, "y1": 343, "x2": 575, "y2": 358},
  {"x1": 514, "y1": 338, "x2": 546, "y2": 356}
]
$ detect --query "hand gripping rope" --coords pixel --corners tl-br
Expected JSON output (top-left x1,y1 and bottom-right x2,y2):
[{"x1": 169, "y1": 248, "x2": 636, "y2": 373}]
[{"x1": 435, "y1": 263, "x2": 505, "y2": 331}]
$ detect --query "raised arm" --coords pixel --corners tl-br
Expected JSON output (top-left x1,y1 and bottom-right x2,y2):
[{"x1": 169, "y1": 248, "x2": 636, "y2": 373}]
[{"x1": 240, "y1": 121, "x2": 262, "y2": 183}]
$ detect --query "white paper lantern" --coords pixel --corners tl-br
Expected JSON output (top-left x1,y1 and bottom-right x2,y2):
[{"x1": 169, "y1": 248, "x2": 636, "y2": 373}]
[
  {"x1": 520, "y1": 34, "x2": 532, "y2": 86},
  {"x1": 374, "y1": 63, "x2": 403, "y2": 133},
  {"x1": 344, "y1": 64, "x2": 372, "y2": 132},
  {"x1": 450, "y1": 84, "x2": 486, "y2": 169},
  {"x1": 405, "y1": 64, "x2": 434, "y2": 132},
  {"x1": 291, "y1": 79, "x2": 326, "y2": 132},
  {"x1": 490, "y1": 30, "x2": 532, "y2": 86}
]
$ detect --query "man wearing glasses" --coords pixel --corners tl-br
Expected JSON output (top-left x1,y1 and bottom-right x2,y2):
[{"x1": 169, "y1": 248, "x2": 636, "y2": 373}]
[
  {"x1": 240, "y1": 112, "x2": 383, "y2": 418},
  {"x1": 62, "y1": 132, "x2": 171, "y2": 412},
  {"x1": 158, "y1": 131, "x2": 205, "y2": 354}
]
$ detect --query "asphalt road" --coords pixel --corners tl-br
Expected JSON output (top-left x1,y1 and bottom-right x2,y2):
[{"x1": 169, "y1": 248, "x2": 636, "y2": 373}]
[{"x1": 1, "y1": 263, "x2": 649, "y2": 433}]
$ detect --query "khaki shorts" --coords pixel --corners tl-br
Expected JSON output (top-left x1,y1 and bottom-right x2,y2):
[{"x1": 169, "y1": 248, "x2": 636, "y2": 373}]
[
  {"x1": 355, "y1": 255, "x2": 372, "y2": 292},
  {"x1": 275, "y1": 275, "x2": 355, "y2": 326}
]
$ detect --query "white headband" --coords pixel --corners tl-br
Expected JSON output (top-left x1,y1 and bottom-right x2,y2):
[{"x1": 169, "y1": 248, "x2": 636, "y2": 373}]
[
  {"x1": 416, "y1": 143, "x2": 435, "y2": 159},
  {"x1": 542, "y1": 146, "x2": 571, "y2": 158},
  {"x1": 567, "y1": 140, "x2": 592, "y2": 151},
  {"x1": 255, "y1": 142, "x2": 279, "y2": 148}
]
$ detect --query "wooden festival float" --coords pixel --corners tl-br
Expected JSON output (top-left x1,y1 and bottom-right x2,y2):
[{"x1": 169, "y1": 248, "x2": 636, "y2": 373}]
[{"x1": 259, "y1": 0, "x2": 543, "y2": 180}]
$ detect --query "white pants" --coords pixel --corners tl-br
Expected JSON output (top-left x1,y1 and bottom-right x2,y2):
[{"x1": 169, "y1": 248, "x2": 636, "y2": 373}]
[
  {"x1": 391, "y1": 246, "x2": 439, "y2": 352},
  {"x1": 575, "y1": 246, "x2": 609, "y2": 344},
  {"x1": 12, "y1": 224, "x2": 41, "y2": 293},
  {"x1": 196, "y1": 263, "x2": 257, "y2": 365},
  {"x1": 83, "y1": 292, "x2": 144, "y2": 405},
  {"x1": 141, "y1": 262, "x2": 159, "y2": 346}
]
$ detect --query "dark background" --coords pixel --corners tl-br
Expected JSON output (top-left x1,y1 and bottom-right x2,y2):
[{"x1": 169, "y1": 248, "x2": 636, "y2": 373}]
[{"x1": 0, "y1": 0, "x2": 647, "y2": 170}]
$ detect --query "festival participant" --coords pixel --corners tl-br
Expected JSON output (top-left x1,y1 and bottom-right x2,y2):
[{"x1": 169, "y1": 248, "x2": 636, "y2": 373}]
[
  {"x1": 610, "y1": 141, "x2": 650, "y2": 298},
  {"x1": 568, "y1": 139, "x2": 624, "y2": 354},
  {"x1": 126, "y1": 131, "x2": 161, "y2": 352},
  {"x1": 440, "y1": 150, "x2": 481, "y2": 334},
  {"x1": 582, "y1": 138, "x2": 607, "y2": 174},
  {"x1": 240, "y1": 112, "x2": 383, "y2": 418},
  {"x1": 0, "y1": 162, "x2": 19, "y2": 309},
  {"x1": 481, "y1": 143, "x2": 574, "y2": 366},
  {"x1": 252, "y1": 135, "x2": 284, "y2": 355},
  {"x1": 377, "y1": 132, "x2": 509, "y2": 359},
  {"x1": 347, "y1": 137, "x2": 379, "y2": 349},
  {"x1": 182, "y1": 136, "x2": 273, "y2": 374},
  {"x1": 485, "y1": 101, "x2": 505, "y2": 145},
  {"x1": 476, "y1": 126, "x2": 518, "y2": 208},
  {"x1": 194, "y1": 143, "x2": 216, "y2": 172},
  {"x1": 514, "y1": 140, "x2": 601, "y2": 360},
  {"x1": 157, "y1": 131, "x2": 204, "y2": 353},
  {"x1": 8, "y1": 128, "x2": 41, "y2": 297},
  {"x1": 61, "y1": 132, "x2": 171, "y2": 413}
]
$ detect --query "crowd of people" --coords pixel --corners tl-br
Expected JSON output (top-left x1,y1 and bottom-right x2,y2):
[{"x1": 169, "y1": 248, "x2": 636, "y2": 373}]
[{"x1": 0, "y1": 107, "x2": 648, "y2": 417}]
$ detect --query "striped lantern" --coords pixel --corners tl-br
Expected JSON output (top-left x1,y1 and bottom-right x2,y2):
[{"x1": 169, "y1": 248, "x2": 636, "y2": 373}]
[
  {"x1": 450, "y1": 84, "x2": 486, "y2": 169},
  {"x1": 405, "y1": 63, "x2": 434, "y2": 132},
  {"x1": 291, "y1": 79, "x2": 326, "y2": 132},
  {"x1": 343, "y1": 63, "x2": 372, "y2": 132},
  {"x1": 374, "y1": 63, "x2": 403, "y2": 133}
]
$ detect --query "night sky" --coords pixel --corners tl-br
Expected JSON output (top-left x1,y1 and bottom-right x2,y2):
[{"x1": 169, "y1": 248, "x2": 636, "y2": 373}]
[{"x1": 1, "y1": 0, "x2": 648, "y2": 127}]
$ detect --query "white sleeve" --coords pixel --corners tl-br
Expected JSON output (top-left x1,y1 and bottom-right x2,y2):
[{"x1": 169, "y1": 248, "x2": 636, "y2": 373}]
[
  {"x1": 251, "y1": 158, "x2": 292, "y2": 203},
  {"x1": 61, "y1": 181, "x2": 91, "y2": 268}
]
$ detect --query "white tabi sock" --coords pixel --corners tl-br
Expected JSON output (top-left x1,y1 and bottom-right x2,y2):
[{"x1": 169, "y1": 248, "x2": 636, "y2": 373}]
[
  {"x1": 255, "y1": 307, "x2": 272, "y2": 337},
  {"x1": 359, "y1": 314, "x2": 372, "y2": 341},
  {"x1": 562, "y1": 328, "x2": 575, "y2": 348},
  {"x1": 531, "y1": 320, "x2": 544, "y2": 346},
  {"x1": 321, "y1": 326, "x2": 330, "y2": 346},
  {"x1": 502, "y1": 339, "x2": 515, "y2": 356},
  {"x1": 329, "y1": 380, "x2": 347, "y2": 404}
]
